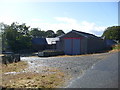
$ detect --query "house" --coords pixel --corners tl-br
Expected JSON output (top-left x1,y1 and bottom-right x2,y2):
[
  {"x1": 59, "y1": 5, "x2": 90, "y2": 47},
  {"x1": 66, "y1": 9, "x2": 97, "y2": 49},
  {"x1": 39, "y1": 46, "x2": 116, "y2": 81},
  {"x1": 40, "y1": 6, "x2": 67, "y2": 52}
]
[{"x1": 56, "y1": 30, "x2": 106, "y2": 55}]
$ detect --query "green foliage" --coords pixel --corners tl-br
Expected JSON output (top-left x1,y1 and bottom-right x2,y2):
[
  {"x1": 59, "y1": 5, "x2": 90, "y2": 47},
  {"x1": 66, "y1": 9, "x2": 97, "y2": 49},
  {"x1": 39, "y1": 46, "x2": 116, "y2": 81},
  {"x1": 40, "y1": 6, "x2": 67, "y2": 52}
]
[
  {"x1": 30, "y1": 28, "x2": 46, "y2": 38},
  {"x1": 56, "y1": 30, "x2": 65, "y2": 36},
  {"x1": 102, "y1": 26, "x2": 120, "y2": 42},
  {"x1": 45, "y1": 30, "x2": 56, "y2": 38},
  {"x1": 1, "y1": 22, "x2": 32, "y2": 53},
  {"x1": 0, "y1": 22, "x2": 66, "y2": 53},
  {"x1": 112, "y1": 43, "x2": 120, "y2": 50}
]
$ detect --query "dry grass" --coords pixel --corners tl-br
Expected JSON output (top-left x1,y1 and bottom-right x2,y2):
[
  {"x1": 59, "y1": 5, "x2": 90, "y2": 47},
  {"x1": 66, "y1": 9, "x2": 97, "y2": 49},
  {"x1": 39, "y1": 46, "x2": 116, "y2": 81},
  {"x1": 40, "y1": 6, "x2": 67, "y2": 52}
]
[
  {"x1": 108, "y1": 49, "x2": 120, "y2": 53},
  {"x1": 1, "y1": 61, "x2": 28, "y2": 73},
  {"x1": 2, "y1": 69, "x2": 67, "y2": 88},
  {"x1": 53, "y1": 53, "x2": 105, "y2": 58},
  {"x1": 1, "y1": 61, "x2": 68, "y2": 88}
]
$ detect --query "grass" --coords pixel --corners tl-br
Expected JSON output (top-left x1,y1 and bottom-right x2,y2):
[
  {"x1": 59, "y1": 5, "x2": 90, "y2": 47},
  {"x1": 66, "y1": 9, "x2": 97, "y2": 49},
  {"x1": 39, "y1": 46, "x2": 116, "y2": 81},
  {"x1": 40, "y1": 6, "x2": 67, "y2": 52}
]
[
  {"x1": 1, "y1": 61, "x2": 28, "y2": 73},
  {"x1": 1, "y1": 61, "x2": 68, "y2": 88},
  {"x1": 2, "y1": 69, "x2": 67, "y2": 88},
  {"x1": 109, "y1": 43, "x2": 120, "y2": 53},
  {"x1": 112, "y1": 43, "x2": 120, "y2": 50}
]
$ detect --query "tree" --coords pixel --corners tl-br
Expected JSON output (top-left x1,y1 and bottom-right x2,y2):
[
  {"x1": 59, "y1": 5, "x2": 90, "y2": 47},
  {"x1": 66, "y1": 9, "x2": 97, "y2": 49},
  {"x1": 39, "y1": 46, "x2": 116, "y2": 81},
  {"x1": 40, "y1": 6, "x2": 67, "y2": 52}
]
[
  {"x1": 102, "y1": 26, "x2": 120, "y2": 42},
  {"x1": 30, "y1": 28, "x2": 46, "y2": 38},
  {"x1": 0, "y1": 23, "x2": 10, "y2": 51},
  {"x1": 56, "y1": 30, "x2": 65, "y2": 36},
  {"x1": 45, "y1": 30, "x2": 56, "y2": 38},
  {"x1": 2, "y1": 22, "x2": 32, "y2": 52}
]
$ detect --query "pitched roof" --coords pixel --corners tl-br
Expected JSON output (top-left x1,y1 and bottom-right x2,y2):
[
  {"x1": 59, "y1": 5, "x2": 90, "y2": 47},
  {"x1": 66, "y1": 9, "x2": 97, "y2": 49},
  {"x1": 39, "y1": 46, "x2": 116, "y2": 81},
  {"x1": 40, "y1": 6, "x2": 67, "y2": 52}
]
[
  {"x1": 58, "y1": 30, "x2": 98, "y2": 38},
  {"x1": 32, "y1": 38, "x2": 60, "y2": 45},
  {"x1": 72, "y1": 30, "x2": 98, "y2": 38},
  {"x1": 32, "y1": 38, "x2": 48, "y2": 45}
]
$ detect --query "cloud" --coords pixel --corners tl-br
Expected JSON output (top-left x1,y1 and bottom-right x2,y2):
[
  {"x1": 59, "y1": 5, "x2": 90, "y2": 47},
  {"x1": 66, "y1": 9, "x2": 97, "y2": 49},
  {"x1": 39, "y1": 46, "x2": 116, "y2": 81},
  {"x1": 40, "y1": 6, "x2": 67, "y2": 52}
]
[
  {"x1": 0, "y1": 16, "x2": 107, "y2": 36},
  {"x1": 80, "y1": 21, "x2": 107, "y2": 35},
  {"x1": 29, "y1": 18, "x2": 107, "y2": 36},
  {"x1": 0, "y1": 16, "x2": 25, "y2": 25},
  {"x1": 54, "y1": 17, "x2": 77, "y2": 24},
  {"x1": 54, "y1": 17, "x2": 107, "y2": 36}
]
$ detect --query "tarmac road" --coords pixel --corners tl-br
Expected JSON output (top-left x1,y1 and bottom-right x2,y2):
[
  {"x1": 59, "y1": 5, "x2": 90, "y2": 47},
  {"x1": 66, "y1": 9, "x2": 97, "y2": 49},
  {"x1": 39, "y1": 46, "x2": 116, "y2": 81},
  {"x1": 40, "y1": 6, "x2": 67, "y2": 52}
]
[{"x1": 67, "y1": 52, "x2": 119, "y2": 88}]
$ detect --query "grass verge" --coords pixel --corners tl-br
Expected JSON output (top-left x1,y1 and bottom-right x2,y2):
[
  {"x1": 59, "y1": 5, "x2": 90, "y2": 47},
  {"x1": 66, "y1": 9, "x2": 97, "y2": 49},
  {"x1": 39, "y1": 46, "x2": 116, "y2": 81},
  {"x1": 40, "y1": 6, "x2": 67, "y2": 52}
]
[
  {"x1": 1, "y1": 61, "x2": 28, "y2": 73},
  {"x1": 109, "y1": 44, "x2": 120, "y2": 52},
  {"x1": 1, "y1": 61, "x2": 69, "y2": 88},
  {"x1": 2, "y1": 70, "x2": 67, "y2": 88}
]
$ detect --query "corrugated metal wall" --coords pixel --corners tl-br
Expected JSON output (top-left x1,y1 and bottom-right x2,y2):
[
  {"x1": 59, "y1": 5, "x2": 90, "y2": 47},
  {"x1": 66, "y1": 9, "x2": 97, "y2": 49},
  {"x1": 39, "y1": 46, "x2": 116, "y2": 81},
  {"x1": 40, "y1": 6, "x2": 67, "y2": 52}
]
[
  {"x1": 87, "y1": 37, "x2": 106, "y2": 53},
  {"x1": 80, "y1": 38, "x2": 88, "y2": 54},
  {"x1": 56, "y1": 31, "x2": 106, "y2": 55},
  {"x1": 64, "y1": 38, "x2": 81, "y2": 55},
  {"x1": 56, "y1": 32, "x2": 87, "y2": 55}
]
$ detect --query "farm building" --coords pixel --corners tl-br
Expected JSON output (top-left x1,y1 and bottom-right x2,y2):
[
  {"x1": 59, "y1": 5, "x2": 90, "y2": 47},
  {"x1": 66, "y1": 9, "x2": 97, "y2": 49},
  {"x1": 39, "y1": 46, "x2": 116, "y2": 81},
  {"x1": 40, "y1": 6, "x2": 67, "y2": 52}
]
[
  {"x1": 32, "y1": 38, "x2": 59, "y2": 51},
  {"x1": 105, "y1": 39, "x2": 117, "y2": 47},
  {"x1": 56, "y1": 30, "x2": 106, "y2": 55}
]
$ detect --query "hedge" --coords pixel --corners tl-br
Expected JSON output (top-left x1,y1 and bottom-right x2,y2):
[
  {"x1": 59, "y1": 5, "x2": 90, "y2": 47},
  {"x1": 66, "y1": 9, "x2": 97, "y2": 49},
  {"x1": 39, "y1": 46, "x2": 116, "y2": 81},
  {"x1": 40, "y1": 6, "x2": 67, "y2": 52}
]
[{"x1": 38, "y1": 50, "x2": 64, "y2": 57}]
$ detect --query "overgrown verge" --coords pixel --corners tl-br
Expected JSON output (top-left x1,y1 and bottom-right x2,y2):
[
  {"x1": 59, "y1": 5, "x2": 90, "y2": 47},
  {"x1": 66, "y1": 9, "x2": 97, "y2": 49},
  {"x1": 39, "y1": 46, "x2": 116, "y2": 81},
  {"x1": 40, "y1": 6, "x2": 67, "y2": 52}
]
[
  {"x1": 109, "y1": 43, "x2": 120, "y2": 52},
  {"x1": 2, "y1": 70, "x2": 67, "y2": 88},
  {"x1": 112, "y1": 43, "x2": 120, "y2": 50},
  {"x1": 2, "y1": 61, "x2": 28, "y2": 73},
  {"x1": 1, "y1": 61, "x2": 68, "y2": 88}
]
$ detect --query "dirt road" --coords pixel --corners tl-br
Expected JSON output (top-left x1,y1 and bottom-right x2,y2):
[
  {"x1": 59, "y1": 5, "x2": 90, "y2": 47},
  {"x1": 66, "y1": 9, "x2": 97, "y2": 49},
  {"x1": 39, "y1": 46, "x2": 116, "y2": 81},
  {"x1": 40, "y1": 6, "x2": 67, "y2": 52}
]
[{"x1": 21, "y1": 52, "x2": 114, "y2": 87}]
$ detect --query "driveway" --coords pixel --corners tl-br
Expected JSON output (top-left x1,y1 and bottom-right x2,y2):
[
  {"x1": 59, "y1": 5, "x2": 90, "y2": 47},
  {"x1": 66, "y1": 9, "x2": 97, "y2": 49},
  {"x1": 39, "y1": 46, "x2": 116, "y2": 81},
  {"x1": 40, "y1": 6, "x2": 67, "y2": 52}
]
[{"x1": 21, "y1": 52, "x2": 118, "y2": 88}]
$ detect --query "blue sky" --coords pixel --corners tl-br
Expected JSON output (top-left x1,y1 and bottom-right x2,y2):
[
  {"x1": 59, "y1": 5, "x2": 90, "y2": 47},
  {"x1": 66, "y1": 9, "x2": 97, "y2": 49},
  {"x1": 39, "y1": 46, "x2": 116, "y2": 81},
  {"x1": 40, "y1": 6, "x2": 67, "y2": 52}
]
[{"x1": 0, "y1": 0, "x2": 118, "y2": 36}]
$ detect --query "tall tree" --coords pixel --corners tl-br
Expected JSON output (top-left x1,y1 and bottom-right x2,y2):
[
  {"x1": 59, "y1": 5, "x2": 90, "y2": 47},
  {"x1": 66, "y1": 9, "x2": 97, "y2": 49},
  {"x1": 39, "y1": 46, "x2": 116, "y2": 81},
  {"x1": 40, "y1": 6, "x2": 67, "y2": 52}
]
[
  {"x1": 30, "y1": 28, "x2": 46, "y2": 38},
  {"x1": 46, "y1": 30, "x2": 56, "y2": 37},
  {"x1": 102, "y1": 26, "x2": 120, "y2": 42},
  {"x1": 0, "y1": 23, "x2": 10, "y2": 51},
  {"x1": 2, "y1": 22, "x2": 32, "y2": 52},
  {"x1": 56, "y1": 30, "x2": 65, "y2": 36}
]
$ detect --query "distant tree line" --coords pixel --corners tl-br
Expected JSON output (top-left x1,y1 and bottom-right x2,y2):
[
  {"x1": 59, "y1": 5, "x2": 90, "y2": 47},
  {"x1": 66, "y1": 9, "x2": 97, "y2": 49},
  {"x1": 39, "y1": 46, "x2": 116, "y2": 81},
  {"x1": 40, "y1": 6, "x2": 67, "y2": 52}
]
[
  {"x1": 0, "y1": 22, "x2": 65, "y2": 53},
  {"x1": 102, "y1": 26, "x2": 120, "y2": 42},
  {"x1": 0, "y1": 22, "x2": 119, "y2": 53}
]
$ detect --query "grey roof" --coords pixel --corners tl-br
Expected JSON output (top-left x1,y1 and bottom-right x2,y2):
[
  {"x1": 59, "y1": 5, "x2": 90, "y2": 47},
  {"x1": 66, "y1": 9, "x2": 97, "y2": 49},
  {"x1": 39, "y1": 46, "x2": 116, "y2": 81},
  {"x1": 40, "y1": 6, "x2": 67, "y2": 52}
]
[
  {"x1": 72, "y1": 30, "x2": 98, "y2": 38},
  {"x1": 57, "y1": 30, "x2": 98, "y2": 38},
  {"x1": 32, "y1": 38, "x2": 48, "y2": 45},
  {"x1": 32, "y1": 38, "x2": 59, "y2": 45}
]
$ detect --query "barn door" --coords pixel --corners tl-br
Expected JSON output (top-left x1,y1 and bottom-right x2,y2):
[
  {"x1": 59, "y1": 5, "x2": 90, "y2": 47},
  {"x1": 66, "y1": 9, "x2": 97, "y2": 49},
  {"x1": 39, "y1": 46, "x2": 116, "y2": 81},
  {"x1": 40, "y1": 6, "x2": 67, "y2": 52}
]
[
  {"x1": 72, "y1": 39, "x2": 80, "y2": 55},
  {"x1": 64, "y1": 39, "x2": 72, "y2": 55},
  {"x1": 64, "y1": 38, "x2": 80, "y2": 55}
]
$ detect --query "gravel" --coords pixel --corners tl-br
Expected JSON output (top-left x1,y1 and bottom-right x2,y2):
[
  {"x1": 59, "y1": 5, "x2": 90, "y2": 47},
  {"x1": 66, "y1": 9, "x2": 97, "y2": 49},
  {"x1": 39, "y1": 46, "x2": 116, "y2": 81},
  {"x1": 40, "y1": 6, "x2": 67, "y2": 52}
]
[{"x1": 21, "y1": 52, "x2": 111, "y2": 80}]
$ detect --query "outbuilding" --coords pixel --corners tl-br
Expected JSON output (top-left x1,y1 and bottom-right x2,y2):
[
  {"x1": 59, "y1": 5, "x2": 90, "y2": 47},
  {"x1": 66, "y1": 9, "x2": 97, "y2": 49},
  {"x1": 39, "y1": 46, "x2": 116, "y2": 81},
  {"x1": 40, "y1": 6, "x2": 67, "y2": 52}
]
[
  {"x1": 56, "y1": 30, "x2": 106, "y2": 55},
  {"x1": 32, "y1": 37, "x2": 59, "y2": 51}
]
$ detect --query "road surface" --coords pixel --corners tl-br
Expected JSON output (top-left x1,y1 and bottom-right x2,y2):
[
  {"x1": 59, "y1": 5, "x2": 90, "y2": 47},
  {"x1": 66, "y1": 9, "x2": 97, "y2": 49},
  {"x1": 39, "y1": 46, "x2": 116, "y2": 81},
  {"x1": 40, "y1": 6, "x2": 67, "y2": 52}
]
[{"x1": 67, "y1": 52, "x2": 119, "y2": 88}]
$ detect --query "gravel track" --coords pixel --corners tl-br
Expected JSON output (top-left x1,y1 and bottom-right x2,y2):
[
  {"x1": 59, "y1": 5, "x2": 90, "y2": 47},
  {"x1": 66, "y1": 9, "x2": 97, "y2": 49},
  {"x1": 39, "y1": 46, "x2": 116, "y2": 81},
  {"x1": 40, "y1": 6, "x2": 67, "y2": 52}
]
[{"x1": 21, "y1": 52, "x2": 112, "y2": 87}]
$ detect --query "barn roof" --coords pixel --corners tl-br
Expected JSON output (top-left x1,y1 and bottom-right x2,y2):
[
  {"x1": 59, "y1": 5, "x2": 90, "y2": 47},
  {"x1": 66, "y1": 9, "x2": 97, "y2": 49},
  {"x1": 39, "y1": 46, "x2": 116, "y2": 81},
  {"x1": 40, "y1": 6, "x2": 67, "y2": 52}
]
[
  {"x1": 58, "y1": 30, "x2": 99, "y2": 38},
  {"x1": 72, "y1": 30, "x2": 97, "y2": 38},
  {"x1": 32, "y1": 38, "x2": 59, "y2": 45},
  {"x1": 32, "y1": 38, "x2": 48, "y2": 45}
]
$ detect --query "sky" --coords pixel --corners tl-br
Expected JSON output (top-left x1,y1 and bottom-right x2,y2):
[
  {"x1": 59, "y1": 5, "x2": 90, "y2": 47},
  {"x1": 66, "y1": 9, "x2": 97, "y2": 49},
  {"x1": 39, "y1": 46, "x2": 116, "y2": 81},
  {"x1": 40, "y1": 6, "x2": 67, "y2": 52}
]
[{"x1": 0, "y1": 0, "x2": 119, "y2": 36}]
